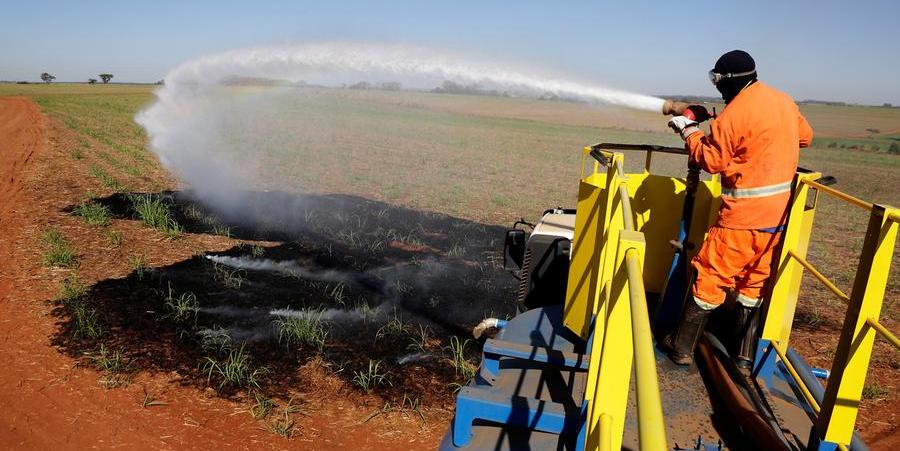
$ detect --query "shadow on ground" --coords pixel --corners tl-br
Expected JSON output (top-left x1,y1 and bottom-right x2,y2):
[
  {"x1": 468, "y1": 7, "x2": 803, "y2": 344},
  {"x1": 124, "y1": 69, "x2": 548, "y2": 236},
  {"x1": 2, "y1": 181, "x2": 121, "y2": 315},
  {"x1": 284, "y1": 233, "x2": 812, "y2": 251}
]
[{"x1": 50, "y1": 190, "x2": 520, "y2": 402}]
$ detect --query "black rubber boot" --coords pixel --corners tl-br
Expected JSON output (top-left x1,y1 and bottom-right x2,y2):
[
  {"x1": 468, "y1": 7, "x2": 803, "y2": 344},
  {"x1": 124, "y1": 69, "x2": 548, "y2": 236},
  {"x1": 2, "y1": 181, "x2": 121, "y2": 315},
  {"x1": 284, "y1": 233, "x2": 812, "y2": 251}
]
[
  {"x1": 735, "y1": 305, "x2": 760, "y2": 372},
  {"x1": 663, "y1": 299, "x2": 711, "y2": 366}
]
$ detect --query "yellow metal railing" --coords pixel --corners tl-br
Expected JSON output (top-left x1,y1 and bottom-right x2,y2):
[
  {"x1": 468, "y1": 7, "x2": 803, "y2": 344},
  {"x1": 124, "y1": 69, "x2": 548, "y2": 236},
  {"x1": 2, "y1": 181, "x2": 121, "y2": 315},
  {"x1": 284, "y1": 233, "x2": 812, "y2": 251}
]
[
  {"x1": 760, "y1": 172, "x2": 899, "y2": 448},
  {"x1": 625, "y1": 246, "x2": 667, "y2": 451},
  {"x1": 769, "y1": 343, "x2": 851, "y2": 451},
  {"x1": 564, "y1": 149, "x2": 896, "y2": 450},
  {"x1": 787, "y1": 250, "x2": 850, "y2": 304},
  {"x1": 571, "y1": 147, "x2": 667, "y2": 451}
]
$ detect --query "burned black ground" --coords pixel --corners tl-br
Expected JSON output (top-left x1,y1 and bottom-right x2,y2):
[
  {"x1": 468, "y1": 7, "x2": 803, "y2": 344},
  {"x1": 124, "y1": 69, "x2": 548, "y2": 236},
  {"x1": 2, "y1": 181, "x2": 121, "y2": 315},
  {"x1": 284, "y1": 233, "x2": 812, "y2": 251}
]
[{"x1": 50, "y1": 190, "x2": 520, "y2": 403}]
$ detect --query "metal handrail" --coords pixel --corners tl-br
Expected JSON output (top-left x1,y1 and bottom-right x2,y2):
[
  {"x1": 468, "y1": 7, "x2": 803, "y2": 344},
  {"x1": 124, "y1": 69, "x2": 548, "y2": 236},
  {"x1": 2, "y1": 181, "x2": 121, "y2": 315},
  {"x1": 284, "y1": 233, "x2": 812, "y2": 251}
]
[
  {"x1": 787, "y1": 250, "x2": 850, "y2": 304},
  {"x1": 772, "y1": 342, "x2": 821, "y2": 414},
  {"x1": 625, "y1": 248, "x2": 667, "y2": 450},
  {"x1": 866, "y1": 318, "x2": 900, "y2": 350},
  {"x1": 616, "y1": 164, "x2": 667, "y2": 451},
  {"x1": 802, "y1": 179, "x2": 873, "y2": 212},
  {"x1": 786, "y1": 242, "x2": 900, "y2": 351},
  {"x1": 618, "y1": 182, "x2": 635, "y2": 231}
]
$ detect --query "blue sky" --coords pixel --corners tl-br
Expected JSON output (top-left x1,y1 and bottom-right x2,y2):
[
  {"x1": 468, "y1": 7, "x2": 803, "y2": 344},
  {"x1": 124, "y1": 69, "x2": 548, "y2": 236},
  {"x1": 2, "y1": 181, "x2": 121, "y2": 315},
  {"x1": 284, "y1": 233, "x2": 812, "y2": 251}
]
[{"x1": 2, "y1": 0, "x2": 898, "y2": 105}]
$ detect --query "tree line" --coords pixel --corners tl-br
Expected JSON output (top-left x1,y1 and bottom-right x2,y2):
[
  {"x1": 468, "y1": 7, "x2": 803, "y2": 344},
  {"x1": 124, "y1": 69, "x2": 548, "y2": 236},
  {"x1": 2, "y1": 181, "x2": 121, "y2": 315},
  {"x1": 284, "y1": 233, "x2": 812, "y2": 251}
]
[{"x1": 39, "y1": 73, "x2": 113, "y2": 84}]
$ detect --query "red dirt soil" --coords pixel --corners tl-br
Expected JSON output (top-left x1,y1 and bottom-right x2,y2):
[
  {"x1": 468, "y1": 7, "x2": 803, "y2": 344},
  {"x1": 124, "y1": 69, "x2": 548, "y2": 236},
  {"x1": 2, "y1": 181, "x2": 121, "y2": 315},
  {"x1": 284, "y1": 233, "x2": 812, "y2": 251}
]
[{"x1": 0, "y1": 97, "x2": 448, "y2": 450}]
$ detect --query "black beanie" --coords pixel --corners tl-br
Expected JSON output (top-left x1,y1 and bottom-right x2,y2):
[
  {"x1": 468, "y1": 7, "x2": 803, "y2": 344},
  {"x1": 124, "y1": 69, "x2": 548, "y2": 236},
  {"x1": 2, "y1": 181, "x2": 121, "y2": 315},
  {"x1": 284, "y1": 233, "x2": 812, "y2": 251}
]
[{"x1": 713, "y1": 50, "x2": 758, "y2": 104}]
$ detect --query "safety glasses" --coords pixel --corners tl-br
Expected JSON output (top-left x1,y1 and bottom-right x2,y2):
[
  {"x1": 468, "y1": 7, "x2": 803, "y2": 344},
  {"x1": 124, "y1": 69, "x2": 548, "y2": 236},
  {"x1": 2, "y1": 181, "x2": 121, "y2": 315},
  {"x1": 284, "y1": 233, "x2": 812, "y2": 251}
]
[{"x1": 708, "y1": 69, "x2": 756, "y2": 85}]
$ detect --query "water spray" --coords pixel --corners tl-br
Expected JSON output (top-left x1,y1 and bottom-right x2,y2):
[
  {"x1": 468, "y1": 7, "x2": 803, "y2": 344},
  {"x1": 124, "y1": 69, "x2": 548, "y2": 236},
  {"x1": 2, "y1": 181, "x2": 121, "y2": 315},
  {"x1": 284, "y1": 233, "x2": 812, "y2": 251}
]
[{"x1": 136, "y1": 42, "x2": 669, "y2": 193}]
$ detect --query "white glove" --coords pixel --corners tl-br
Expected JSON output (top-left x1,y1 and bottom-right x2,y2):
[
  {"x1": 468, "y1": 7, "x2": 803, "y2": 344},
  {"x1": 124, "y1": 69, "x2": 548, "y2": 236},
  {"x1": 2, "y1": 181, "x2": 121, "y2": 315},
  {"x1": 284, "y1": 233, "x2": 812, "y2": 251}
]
[{"x1": 668, "y1": 116, "x2": 700, "y2": 141}]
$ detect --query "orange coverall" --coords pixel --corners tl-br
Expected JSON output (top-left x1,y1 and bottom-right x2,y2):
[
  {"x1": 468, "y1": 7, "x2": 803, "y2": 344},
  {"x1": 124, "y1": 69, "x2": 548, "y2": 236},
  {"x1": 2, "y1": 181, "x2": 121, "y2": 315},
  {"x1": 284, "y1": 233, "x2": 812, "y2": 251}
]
[{"x1": 685, "y1": 81, "x2": 813, "y2": 308}]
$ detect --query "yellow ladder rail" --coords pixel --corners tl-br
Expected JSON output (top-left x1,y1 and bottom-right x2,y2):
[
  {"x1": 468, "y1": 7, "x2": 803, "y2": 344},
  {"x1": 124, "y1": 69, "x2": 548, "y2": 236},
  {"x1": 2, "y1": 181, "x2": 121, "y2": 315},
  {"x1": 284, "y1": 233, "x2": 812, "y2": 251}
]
[
  {"x1": 865, "y1": 318, "x2": 900, "y2": 350},
  {"x1": 764, "y1": 172, "x2": 899, "y2": 447},
  {"x1": 786, "y1": 250, "x2": 850, "y2": 304},
  {"x1": 786, "y1": 249, "x2": 899, "y2": 351}
]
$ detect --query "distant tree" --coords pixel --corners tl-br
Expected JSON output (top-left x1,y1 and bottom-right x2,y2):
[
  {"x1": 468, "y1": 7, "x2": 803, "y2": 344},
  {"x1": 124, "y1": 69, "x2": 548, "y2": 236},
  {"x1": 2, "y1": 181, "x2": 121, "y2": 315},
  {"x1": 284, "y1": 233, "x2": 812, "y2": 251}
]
[
  {"x1": 378, "y1": 81, "x2": 402, "y2": 91},
  {"x1": 883, "y1": 103, "x2": 893, "y2": 108},
  {"x1": 434, "y1": 80, "x2": 464, "y2": 93},
  {"x1": 88, "y1": 78, "x2": 97, "y2": 84},
  {"x1": 155, "y1": 79, "x2": 164, "y2": 85},
  {"x1": 349, "y1": 81, "x2": 371, "y2": 90},
  {"x1": 889, "y1": 142, "x2": 900, "y2": 155},
  {"x1": 40, "y1": 72, "x2": 56, "y2": 83},
  {"x1": 99, "y1": 73, "x2": 113, "y2": 84}
]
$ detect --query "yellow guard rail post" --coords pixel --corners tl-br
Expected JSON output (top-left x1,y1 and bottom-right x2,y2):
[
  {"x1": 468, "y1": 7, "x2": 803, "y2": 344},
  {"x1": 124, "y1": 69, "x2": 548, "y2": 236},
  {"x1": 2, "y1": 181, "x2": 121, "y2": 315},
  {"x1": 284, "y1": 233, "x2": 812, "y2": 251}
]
[
  {"x1": 757, "y1": 171, "x2": 900, "y2": 449},
  {"x1": 818, "y1": 203, "x2": 899, "y2": 444},
  {"x1": 760, "y1": 171, "x2": 823, "y2": 347},
  {"x1": 574, "y1": 147, "x2": 667, "y2": 451}
]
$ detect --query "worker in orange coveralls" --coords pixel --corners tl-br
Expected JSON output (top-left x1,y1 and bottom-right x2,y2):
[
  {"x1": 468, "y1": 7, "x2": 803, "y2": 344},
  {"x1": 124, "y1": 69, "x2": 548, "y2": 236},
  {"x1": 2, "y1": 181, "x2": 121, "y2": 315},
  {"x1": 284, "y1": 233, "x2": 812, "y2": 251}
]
[{"x1": 663, "y1": 50, "x2": 814, "y2": 368}]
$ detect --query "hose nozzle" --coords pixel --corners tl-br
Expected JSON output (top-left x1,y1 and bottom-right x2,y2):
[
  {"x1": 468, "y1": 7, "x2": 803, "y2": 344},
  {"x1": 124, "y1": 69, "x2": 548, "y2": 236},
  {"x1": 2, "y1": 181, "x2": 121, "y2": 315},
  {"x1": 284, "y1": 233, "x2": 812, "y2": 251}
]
[{"x1": 661, "y1": 100, "x2": 691, "y2": 116}]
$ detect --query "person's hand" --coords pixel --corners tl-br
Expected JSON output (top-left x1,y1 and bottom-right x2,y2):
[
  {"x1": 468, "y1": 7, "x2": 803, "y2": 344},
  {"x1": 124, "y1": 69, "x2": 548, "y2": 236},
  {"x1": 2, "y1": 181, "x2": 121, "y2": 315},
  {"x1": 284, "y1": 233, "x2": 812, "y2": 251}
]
[
  {"x1": 684, "y1": 105, "x2": 712, "y2": 122},
  {"x1": 668, "y1": 116, "x2": 700, "y2": 141}
]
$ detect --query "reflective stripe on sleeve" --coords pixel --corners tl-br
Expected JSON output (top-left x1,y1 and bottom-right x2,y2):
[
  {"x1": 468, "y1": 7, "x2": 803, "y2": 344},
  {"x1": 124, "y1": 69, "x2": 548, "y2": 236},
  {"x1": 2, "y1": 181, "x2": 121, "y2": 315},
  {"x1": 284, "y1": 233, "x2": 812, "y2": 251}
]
[{"x1": 721, "y1": 180, "x2": 792, "y2": 199}]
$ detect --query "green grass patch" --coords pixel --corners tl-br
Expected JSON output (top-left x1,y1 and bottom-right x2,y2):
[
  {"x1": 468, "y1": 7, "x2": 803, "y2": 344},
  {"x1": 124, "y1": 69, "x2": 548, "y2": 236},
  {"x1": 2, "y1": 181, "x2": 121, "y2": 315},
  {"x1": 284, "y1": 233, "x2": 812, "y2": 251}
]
[
  {"x1": 57, "y1": 275, "x2": 104, "y2": 340},
  {"x1": 102, "y1": 229, "x2": 123, "y2": 246},
  {"x1": 445, "y1": 335, "x2": 475, "y2": 381},
  {"x1": 162, "y1": 283, "x2": 198, "y2": 323},
  {"x1": 91, "y1": 343, "x2": 130, "y2": 388},
  {"x1": 213, "y1": 263, "x2": 245, "y2": 289},
  {"x1": 130, "y1": 194, "x2": 182, "y2": 237},
  {"x1": 72, "y1": 201, "x2": 111, "y2": 226},
  {"x1": 272, "y1": 312, "x2": 328, "y2": 351},
  {"x1": 202, "y1": 344, "x2": 267, "y2": 389},
  {"x1": 408, "y1": 324, "x2": 431, "y2": 353},
  {"x1": 813, "y1": 136, "x2": 900, "y2": 154},
  {"x1": 88, "y1": 165, "x2": 126, "y2": 192},
  {"x1": 267, "y1": 396, "x2": 303, "y2": 438},
  {"x1": 352, "y1": 359, "x2": 392, "y2": 392},
  {"x1": 375, "y1": 310, "x2": 408, "y2": 341},
  {"x1": 197, "y1": 326, "x2": 233, "y2": 354},
  {"x1": 57, "y1": 274, "x2": 87, "y2": 303},
  {"x1": 94, "y1": 149, "x2": 143, "y2": 176},
  {"x1": 129, "y1": 255, "x2": 149, "y2": 280},
  {"x1": 40, "y1": 227, "x2": 77, "y2": 268},
  {"x1": 29, "y1": 90, "x2": 153, "y2": 168},
  {"x1": 251, "y1": 392, "x2": 277, "y2": 420}
]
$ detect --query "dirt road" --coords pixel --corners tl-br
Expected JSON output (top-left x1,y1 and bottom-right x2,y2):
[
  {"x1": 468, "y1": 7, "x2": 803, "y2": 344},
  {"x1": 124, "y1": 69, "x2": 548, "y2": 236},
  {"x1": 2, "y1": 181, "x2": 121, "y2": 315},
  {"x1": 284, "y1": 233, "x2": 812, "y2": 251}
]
[{"x1": 0, "y1": 96, "x2": 239, "y2": 449}]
